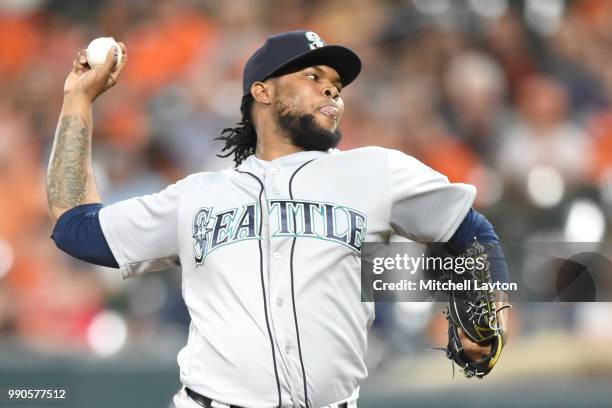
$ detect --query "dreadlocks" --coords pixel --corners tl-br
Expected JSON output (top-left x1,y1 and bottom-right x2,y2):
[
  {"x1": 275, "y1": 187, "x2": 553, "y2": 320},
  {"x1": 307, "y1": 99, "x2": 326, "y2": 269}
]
[{"x1": 216, "y1": 94, "x2": 257, "y2": 167}]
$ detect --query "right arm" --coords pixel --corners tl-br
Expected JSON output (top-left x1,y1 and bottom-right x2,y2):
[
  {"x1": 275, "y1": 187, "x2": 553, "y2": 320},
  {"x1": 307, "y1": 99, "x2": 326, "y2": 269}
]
[
  {"x1": 47, "y1": 43, "x2": 181, "y2": 273},
  {"x1": 47, "y1": 94, "x2": 99, "y2": 223},
  {"x1": 46, "y1": 44, "x2": 127, "y2": 223}
]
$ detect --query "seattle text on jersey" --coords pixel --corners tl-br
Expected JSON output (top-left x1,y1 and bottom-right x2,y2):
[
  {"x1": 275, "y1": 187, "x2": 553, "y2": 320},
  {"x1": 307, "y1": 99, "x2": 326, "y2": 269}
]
[{"x1": 192, "y1": 200, "x2": 367, "y2": 265}]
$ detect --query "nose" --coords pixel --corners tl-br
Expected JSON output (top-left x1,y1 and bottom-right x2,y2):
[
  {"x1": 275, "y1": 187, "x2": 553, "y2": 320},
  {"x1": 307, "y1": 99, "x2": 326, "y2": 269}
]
[{"x1": 323, "y1": 85, "x2": 339, "y2": 100}]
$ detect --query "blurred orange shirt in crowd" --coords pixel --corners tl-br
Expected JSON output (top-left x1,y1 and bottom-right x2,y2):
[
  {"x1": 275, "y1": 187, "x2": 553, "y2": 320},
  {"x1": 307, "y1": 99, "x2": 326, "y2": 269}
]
[
  {"x1": 0, "y1": 14, "x2": 42, "y2": 80},
  {"x1": 123, "y1": 10, "x2": 218, "y2": 94},
  {"x1": 588, "y1": 112, "x2": 612, "y2": 180}
]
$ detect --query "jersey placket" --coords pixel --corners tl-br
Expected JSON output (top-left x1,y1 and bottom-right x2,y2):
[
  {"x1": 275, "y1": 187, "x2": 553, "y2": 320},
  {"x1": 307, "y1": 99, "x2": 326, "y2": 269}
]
[{"x1": 263, "y1": 163, "x2": 306, "y2": 408}]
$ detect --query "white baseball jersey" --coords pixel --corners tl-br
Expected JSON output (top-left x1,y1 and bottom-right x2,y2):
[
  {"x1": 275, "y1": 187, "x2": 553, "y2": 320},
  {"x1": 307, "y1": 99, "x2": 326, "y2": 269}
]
[{"x1": 99, "y1": 146, "x2": 476, "y2": 408}]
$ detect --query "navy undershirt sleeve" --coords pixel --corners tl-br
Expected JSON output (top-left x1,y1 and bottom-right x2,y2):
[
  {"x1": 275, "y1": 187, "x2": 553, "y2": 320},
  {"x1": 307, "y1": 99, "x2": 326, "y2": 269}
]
[
  {"x1": 448, "y1": 208, "x2": 509, "y2": 283},
  {"x1": 51, "y1": 203, "x2": 119, "y2": 268}
]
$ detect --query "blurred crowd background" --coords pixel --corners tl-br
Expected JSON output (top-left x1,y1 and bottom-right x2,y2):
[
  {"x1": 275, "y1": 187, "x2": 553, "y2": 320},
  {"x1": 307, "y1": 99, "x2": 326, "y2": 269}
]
[{"x1": 1, "y1": 0, "x2": 612, "y2": 406}]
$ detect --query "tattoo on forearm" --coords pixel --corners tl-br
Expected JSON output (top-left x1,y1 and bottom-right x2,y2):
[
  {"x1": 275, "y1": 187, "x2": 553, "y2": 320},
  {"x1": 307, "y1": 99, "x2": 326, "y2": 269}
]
[{"x1": 47, "y1": 114, "x2": 91, "y2": 210}]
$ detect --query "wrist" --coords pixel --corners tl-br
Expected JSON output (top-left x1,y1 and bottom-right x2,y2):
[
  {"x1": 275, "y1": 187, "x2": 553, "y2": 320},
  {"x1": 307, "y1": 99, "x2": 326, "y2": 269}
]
[{"x1": 63, "y1": 91, "x2": 93, "y2": 106}]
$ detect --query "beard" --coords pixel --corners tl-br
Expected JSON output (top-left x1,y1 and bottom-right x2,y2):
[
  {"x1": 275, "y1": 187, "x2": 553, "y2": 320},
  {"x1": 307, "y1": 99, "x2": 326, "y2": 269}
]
[{"x1": 275, "y1": 100, "x2": 342, "y2": 151}]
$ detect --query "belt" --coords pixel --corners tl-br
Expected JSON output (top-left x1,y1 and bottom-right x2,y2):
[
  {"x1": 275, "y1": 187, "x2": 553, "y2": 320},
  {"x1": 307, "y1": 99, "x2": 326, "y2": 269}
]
[{"x1": 185, "y1": 388, "x2": 348, "y2": 408}]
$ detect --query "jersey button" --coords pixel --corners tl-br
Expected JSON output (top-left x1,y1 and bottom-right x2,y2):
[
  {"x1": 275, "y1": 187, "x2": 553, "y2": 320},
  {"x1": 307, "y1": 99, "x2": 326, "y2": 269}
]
[
  {"x1": 273, "y1": 252, "x2": 281, "y2": 260},
  {"x1": 271, "y1": 167, "x2": 279, "y2": 175},
  {"x1": 276, "y1": 298, "x2": 284, "y2": 307},
  {"x1": 285, "y1": 346, "x2": 291, "y2": 354},
  {"x1": 273, "y1": 187, "x2": 280, "y2": 195}
]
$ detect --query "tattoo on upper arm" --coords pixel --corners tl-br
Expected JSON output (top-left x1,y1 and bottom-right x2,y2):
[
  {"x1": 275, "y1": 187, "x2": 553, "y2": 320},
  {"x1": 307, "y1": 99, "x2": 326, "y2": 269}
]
[{"x1": 47, "y1": 114, "x2": 91, "y2": 210}]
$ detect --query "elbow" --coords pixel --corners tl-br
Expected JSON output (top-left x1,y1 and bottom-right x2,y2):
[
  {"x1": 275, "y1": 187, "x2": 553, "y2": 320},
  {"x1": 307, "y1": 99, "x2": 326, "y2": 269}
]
[
  {"x1": 50, "y1": 203, "x2": 119, "y2": 269},
  {"x1": 47, "y1": 204, "x2": 68, "y2": 226},
  {"x1": 47, "y1": 207, "x2": 60, "y2": 226},
  {"x1": 46, "y1": 184, "x2": 65, "y2": 224}
]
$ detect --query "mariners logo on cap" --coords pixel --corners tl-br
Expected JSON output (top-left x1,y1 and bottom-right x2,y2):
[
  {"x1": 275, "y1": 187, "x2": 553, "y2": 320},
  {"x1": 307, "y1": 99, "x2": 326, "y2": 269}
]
[{"x1": 306, "y1": 31, "x2": 325, "y2": 50}]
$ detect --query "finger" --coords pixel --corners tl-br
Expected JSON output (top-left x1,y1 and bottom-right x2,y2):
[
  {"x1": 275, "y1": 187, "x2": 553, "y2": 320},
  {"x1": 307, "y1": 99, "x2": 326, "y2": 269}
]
[
  {"x1": 458, "y1": 328, "x2": 491, "y2": 360},
  {"x1": 104, "y1": 75, "x2": 117, "y2": 90},
  {"x1": 458, "y1": 329, "x2": 486, "y2": 351},
  {"x1": 73, "y1": 49, "x2": 89, "y2": 74},
  {"x1": 106, "y1": 71, "x2": 120, "y2": 91},
  {"x1": 105, "y1": 42, "x2": 127, "y2": 90},
  {"x1": 77, "y1": 49, "x2": 89, "y2": 67},
  {"x1": 97, "y1": 46, "x2": 119, "y2": 75},
  {"x1": 73, "y1": 58, "x2": 83, "y2": 73},
  {"x1": 117, "y1": 42, "x2": 128, "y2": 66},
  {"x1": 110, "y1": 43, "x2": 128, "y2": 77},
  {"x1": 457, "y1": 328, "x2": 473, "y2": 343}
]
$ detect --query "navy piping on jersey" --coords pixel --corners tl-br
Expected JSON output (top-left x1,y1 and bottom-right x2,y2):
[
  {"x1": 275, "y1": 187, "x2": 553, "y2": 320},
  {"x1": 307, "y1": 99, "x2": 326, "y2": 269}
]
[
  {"x1": 288, "y1": 159, "x2": 316, "y2": 408},
  {"x1": 237, "y1": 170, "x2": 282, "y2": 408}
]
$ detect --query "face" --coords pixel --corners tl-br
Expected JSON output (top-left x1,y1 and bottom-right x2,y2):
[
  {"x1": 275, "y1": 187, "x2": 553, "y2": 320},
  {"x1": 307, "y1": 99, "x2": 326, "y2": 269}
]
[{"x1": 271, "y1": 65, "x2": 345, "y2": 151}]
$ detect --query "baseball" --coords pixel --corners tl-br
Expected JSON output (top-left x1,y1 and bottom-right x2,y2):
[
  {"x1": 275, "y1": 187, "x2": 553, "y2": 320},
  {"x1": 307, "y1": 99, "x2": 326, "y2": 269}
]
[{"x1": 86, "y1": 37, "x2": 122, "y2": 68}]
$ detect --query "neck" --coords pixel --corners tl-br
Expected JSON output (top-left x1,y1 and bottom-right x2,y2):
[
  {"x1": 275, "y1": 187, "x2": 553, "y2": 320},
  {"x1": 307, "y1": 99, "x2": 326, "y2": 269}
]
[
  {"x1": 253, "y1": 113, "x2": 303, "y2": 161},
  {"x1": 255, "y1": 137, "x2": 303, "y2": 161}
]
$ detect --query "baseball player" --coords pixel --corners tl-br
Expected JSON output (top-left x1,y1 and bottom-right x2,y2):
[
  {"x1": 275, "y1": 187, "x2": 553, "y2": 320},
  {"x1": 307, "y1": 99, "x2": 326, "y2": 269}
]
[{"x1": 47, "y1": 30, "x2": 510, "y2": 407}]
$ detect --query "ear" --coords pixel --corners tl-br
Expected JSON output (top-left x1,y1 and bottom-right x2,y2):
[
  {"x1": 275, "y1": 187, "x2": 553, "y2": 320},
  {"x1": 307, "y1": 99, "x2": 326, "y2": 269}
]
[{"x1": 251, "y1": 81, "x2": 273, "y2": 104}]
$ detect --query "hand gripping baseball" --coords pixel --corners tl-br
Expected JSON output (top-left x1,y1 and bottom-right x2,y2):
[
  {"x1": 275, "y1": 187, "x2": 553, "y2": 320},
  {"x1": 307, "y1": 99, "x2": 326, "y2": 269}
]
[{"x1": 64, "y1": 42, "x2": 128, "y2": 102}]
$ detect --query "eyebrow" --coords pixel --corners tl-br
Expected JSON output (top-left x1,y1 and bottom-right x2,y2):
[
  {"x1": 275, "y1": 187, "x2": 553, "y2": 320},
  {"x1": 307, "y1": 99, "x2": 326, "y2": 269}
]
[{"x1": 310, "y1": 66, "x2": 343, "y2": 89}]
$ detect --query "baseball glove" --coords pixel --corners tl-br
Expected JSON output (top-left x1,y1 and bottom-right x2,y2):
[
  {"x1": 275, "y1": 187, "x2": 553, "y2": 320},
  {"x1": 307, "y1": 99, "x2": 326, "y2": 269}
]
[{"x1": 443, "y1": 240, "x2": 511, "y2": 378}]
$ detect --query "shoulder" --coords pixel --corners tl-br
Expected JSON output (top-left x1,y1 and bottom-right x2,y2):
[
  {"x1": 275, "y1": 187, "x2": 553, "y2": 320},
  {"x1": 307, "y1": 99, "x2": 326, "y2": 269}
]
[
  {"x1": 331, "y1": 146, "x2": 421, "y2": 160},
  {"x1": 321, "y1": 146, "x2": 396, "y2": 164},
  {"x1": 326, "y1": 146, "x2": 424, "y2": 169},
  {"x1": 331, "y1": 146, "x2": 389, "y2": 157},
  {"x1": 175, "y1": 168, "x2": 236, "y2": 187}
]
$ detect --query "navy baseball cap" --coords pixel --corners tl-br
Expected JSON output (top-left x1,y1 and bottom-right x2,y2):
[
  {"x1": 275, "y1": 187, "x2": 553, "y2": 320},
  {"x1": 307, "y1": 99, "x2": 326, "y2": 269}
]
[{"x1": 242, "y1": 30, "x2": 362, "y2": 96}]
